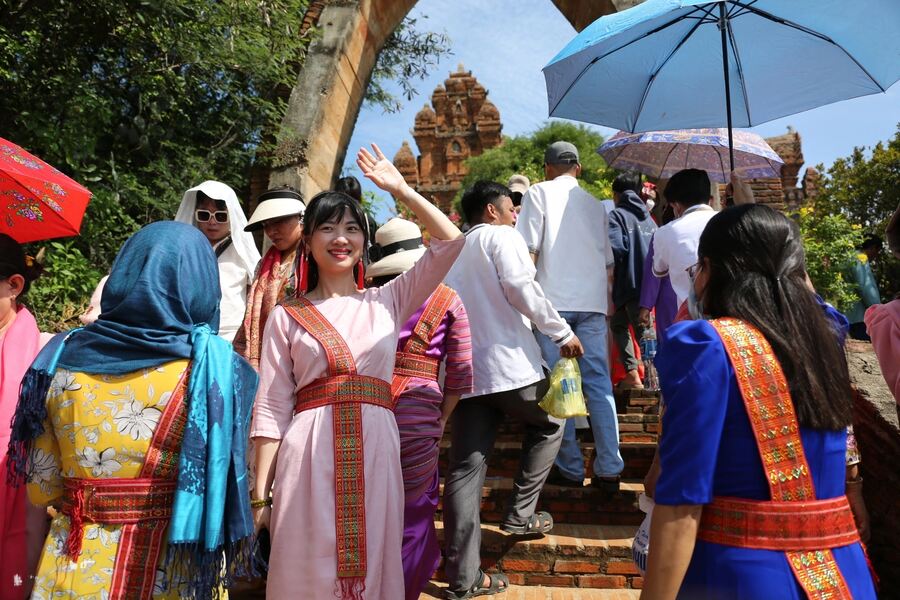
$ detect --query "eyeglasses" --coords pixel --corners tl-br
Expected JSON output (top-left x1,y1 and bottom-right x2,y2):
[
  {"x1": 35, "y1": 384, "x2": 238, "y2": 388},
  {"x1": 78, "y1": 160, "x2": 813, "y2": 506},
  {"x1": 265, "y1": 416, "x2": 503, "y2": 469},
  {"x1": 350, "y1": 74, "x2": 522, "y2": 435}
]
[
  {"x1": 686, "y1": 261, "x2": 702, "y2": 279},
  {"x1": 195, "y1": 209, "x2": 228, "y2": 223}
]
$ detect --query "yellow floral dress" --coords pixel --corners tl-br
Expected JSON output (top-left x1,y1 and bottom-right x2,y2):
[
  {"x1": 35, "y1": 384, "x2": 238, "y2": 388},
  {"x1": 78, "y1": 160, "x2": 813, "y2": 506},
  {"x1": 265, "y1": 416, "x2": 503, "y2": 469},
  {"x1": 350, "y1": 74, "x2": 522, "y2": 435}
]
[{"x1": 27, "y1": 359, "x2": 200, "y2": 600}]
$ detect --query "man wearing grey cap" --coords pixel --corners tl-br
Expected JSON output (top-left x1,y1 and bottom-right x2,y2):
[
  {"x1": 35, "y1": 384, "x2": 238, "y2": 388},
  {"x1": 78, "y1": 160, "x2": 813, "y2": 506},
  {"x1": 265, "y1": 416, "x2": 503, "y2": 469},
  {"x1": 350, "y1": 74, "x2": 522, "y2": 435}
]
[{"x1": 516, "y1": 140, "x2": 623, "y2": 496}]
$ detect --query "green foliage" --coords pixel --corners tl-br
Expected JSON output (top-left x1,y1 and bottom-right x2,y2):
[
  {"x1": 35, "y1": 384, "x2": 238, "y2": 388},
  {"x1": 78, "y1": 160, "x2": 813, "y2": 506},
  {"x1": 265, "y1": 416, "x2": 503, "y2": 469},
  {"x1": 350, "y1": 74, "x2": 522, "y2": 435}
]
[
  {"x1": 456, "y1": 121, "x2": 616, "y2": 215},
  {"x1": 812, "y1": 124, "x2": 900, "y2": 298},
  {"x1": 367, "y1": 16, "x2": 452, "y2": 114},
  {"x1": 25, "y1": 241, "x2": 104, "y2": 332},
  {"x1": 1, "y1": 1, "x2": 448, "y2": 330},
  {"x1": 796, "y1": 208, "x2": 863, "y2": 312}
]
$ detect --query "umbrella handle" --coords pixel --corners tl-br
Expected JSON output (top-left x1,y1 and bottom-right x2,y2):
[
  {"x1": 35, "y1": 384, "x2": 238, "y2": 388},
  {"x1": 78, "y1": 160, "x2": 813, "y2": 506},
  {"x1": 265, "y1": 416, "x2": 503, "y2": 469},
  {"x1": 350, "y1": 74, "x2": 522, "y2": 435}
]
[{"x1": 719, "y1": 1, "x2": 735, "y2": 175}]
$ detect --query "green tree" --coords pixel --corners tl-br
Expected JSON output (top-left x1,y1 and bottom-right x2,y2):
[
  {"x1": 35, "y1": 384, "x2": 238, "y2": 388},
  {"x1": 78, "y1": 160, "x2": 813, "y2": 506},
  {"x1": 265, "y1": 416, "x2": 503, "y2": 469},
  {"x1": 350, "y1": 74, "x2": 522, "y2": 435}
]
[
  {"x1": 796, "y1": 208, "x2": 863, "y2": 312},
  {"x1": 0, "y1": 1, "x2": 449, "y2": 329},
  {"x1": 456, "y1": 121, "x2": 616, "y2": 215},
  {"x1": 812, "y1": 124, "x2": 900, "y2": 298}
]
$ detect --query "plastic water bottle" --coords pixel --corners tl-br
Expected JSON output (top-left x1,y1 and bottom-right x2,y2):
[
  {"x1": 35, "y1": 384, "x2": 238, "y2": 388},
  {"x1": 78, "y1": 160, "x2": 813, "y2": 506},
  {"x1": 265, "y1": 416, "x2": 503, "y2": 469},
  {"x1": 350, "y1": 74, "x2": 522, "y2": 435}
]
[{"x1": 640, "y1": 316, "x2": 659, "y2": 391}]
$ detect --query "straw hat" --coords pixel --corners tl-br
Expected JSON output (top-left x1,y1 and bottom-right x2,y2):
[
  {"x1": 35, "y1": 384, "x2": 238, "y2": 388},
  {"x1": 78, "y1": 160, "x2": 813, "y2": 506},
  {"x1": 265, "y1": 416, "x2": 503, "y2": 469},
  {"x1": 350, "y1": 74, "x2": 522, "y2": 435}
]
[
  {"x1": 366, "y1": 218, "x2": 426, "y2": 278},
  {"x1": 244, "y1": 188, "x2": 306, "y2": 232}
]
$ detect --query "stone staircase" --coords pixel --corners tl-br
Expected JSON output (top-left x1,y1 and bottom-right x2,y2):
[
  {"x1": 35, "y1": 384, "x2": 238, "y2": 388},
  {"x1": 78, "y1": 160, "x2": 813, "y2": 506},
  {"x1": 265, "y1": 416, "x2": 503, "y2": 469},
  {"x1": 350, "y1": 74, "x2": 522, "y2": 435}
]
[{"x1": 421, "y1": 389, "x2": 660, "y2": 598}]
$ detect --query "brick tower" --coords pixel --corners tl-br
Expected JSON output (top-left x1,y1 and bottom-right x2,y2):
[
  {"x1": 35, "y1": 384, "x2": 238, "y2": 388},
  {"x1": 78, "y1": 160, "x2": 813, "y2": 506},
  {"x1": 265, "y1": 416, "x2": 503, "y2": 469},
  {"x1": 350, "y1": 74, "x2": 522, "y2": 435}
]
[{"x1": 393, "y1": 64, "x2": 502, "y2": 213}]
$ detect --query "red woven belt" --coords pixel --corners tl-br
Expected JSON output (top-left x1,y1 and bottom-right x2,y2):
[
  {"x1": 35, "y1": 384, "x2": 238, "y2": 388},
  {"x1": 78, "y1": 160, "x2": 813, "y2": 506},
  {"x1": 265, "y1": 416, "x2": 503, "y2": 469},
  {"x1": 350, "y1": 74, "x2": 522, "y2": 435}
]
[
  {"x1": 295, "y1": 374, "x2": 394, "y2": 414},
  {"x1": 698, "y1": 495, "x2": 860, "y2": 551},
  {"x1": 393, "y1": 352, "x2": 440, "y2": 381},
  {"x1": 61, "y1": 477, "x2": 176, "y2": 561}
]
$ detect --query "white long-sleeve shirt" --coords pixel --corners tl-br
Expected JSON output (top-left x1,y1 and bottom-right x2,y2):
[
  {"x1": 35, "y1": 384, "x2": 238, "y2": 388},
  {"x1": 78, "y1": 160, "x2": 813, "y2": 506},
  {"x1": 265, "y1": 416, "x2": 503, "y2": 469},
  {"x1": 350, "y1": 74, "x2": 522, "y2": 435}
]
[{"x1": 445, "y1": 224, "x2": 572, "y2": 398}]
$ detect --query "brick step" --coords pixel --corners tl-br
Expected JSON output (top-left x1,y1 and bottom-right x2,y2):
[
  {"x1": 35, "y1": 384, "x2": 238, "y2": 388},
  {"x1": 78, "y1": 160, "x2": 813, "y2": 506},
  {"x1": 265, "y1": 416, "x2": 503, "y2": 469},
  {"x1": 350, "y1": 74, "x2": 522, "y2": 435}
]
[
  {"x1": 420, "y1": 582, "x2": 642, "y2": 599},
  {"x1": 444, "y1": 412, "x2": 660, "y2": 446},
  {"x1": 431, "y1": 522, "x2": 641, "y2": 590},
  {"x1": 438, "y1": 440, "x2": 656, "y2": 481},
  {"x1": 436, "y1": 478, "x2": 645, "y2": 526}
]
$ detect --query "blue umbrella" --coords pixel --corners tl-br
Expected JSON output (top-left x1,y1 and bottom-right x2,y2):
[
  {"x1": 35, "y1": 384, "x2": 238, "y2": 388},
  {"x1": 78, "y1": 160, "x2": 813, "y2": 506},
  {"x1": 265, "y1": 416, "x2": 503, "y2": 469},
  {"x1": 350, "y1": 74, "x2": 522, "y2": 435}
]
[{"x1": 544, "y1": 0, "x2": 900, "y2": 170}]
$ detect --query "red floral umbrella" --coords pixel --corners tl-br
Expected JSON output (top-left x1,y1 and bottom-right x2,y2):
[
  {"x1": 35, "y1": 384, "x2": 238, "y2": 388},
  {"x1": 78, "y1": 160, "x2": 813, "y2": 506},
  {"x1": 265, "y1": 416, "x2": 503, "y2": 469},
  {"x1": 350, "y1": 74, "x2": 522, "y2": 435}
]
[{"x1": 0, "y1": 137, "x2": 92, "y2": 243}]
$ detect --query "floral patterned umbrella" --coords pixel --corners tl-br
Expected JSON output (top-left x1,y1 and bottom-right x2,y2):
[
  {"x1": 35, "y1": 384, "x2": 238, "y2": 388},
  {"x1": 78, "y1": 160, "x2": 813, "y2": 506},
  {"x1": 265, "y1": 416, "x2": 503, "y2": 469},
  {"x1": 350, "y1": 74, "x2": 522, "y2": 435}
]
[
  {"x1": 598, "y1": 128, "x2": 783, "y2": 184},
  {"x1": 0, "y1": 137, "x2": 92, "y2": 243}
]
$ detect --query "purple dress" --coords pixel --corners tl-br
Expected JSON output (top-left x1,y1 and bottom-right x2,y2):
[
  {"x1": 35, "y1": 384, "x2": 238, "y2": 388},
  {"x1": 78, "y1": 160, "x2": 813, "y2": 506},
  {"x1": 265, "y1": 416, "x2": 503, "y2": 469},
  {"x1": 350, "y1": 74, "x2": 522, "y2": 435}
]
[
  {"x1": 394, "y1": 290, "x2": 472, "y2": 600},
  {"x1": 640, "y1": 236, "x2": 678, "y2": 341}
]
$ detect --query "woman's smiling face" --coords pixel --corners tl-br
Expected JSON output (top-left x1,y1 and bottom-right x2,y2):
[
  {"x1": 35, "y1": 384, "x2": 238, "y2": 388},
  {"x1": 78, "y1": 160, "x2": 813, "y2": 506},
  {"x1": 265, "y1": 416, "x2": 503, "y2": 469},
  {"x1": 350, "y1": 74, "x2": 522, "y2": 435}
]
[{"x1": 307, "y1": 208, "x2": 365, "y2": 277}]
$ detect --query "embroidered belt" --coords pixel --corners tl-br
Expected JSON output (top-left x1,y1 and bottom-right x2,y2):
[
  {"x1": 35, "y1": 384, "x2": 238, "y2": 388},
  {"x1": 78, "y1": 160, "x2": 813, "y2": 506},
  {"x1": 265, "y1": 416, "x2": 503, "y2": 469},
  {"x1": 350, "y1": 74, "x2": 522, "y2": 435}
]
[
  {"x1": 710, "y1": 318, "x2": 855, "y2": 599},
  {"x1": 294, "y1": 374, "x2": 394, "y2": 414},
  {"x1": 698, "y1": 495, "x2": 860, "y2": 551},
  {"x1": 61, "y1": 477, "x2": 177, "y2": 565},
  {"x1": 393, "y1": 351, "x2": 440, "y2": 381}
]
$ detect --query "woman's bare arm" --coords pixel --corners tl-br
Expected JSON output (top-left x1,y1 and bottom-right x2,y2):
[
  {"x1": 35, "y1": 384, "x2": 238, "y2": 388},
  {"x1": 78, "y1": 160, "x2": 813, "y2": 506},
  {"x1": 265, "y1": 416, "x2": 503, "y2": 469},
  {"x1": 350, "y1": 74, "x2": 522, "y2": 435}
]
[{"x1": 641, "y1": 504, "x2": 702, "y2": 600}]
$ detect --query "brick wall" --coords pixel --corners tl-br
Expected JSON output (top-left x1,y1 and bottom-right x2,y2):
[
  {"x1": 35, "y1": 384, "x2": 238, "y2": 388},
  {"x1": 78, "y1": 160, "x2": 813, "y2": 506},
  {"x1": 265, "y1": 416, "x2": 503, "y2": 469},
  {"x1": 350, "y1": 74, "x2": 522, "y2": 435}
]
[{"x1": 848, "y1": 346, "x2": 899, "y2": 596}]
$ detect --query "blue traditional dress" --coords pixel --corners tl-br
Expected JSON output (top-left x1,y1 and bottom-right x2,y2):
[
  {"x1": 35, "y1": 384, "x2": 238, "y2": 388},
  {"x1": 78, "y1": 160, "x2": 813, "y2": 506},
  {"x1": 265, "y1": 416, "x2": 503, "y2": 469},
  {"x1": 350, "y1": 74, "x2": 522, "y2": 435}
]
[{"x1": 655, "y1": 315, "x2": 876, "y2": 600}]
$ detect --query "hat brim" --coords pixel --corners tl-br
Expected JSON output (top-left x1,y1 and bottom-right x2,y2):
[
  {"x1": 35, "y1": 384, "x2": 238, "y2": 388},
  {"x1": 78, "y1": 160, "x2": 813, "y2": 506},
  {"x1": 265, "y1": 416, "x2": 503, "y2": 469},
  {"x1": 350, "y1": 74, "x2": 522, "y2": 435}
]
[
  {"x1": 244, "y1": 198, "x2": 306, "y2": 232},
  {"x1": 366, "y1": 247, "x2": 427, "y2": 278}
]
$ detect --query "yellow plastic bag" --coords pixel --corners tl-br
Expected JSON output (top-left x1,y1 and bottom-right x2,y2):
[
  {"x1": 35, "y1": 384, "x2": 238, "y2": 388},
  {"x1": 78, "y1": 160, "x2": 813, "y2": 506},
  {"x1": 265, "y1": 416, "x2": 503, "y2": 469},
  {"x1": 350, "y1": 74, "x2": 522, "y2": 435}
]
[{"x1": 538, "y1": 358, "x2": 588, "y2": 418}]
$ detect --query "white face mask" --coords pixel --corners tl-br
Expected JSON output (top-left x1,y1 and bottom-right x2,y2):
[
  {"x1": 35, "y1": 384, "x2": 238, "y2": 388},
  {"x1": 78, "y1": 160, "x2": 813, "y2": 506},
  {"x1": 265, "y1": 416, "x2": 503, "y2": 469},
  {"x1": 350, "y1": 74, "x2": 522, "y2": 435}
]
[{"x1": 687, "y1": 275, "x2": 706, "y2": 320}]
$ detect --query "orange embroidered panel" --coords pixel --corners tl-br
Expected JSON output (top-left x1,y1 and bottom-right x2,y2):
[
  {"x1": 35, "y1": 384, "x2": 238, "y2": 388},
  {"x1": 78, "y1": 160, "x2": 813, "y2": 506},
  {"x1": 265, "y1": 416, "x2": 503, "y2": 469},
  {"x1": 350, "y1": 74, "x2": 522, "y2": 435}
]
[
  {"x1": 710, "y1": 318, "x2": 853, "y2": 600},
  {"x1": 282, "y1": 297, "x2": 372, "y2": 583}
]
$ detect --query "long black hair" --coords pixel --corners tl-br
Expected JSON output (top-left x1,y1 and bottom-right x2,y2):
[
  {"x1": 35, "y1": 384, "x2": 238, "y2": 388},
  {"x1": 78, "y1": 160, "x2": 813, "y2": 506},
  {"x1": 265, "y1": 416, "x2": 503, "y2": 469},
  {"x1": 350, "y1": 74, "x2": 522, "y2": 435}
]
[
  {"x1": 697, "y1": 204, "x2": 853, "y2": 430},
  {"x1": 302, "y1": 191, "x2": 370, "y2": 292}
]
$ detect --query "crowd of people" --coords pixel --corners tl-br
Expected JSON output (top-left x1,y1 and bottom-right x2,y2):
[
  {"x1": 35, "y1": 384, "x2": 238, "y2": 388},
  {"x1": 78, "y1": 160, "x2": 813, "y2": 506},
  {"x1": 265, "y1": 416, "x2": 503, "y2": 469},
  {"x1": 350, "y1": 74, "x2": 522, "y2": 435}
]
[{"x1": 0, "y1": 135, "x2": 896, "y2": 600}]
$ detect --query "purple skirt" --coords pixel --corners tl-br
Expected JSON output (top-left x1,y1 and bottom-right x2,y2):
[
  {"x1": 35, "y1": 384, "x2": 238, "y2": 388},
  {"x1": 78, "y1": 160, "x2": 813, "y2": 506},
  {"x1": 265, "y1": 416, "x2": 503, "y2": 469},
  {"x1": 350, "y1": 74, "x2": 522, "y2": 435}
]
[{"x1": 402, "y1": 471, "x2": 441, "y2": 600}]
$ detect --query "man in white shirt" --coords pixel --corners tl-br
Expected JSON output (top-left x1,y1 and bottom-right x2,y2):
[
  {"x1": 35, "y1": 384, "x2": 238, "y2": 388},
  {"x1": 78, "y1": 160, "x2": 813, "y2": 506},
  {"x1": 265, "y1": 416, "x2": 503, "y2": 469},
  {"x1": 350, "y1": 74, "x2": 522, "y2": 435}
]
[
  {"x1": 652, "y1": 169, "x2": 718, "y2": 308},
  {"x1": 174, "y1": 181, "x2": 261, "y2": 342},
  {"x1": 443, "y1": 181, "x2": 583, "y2": 598},
  {"x1": 517, "y1": 141, "x2": 622, "y2": 495}
]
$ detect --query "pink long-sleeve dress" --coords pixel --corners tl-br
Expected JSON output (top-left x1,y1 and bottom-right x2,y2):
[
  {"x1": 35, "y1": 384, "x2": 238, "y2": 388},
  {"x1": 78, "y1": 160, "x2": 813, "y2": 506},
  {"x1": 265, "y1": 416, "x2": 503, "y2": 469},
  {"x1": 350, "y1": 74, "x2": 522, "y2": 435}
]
[{"x1": 251, "y1": 237, "x2": 464, "y2": 599}]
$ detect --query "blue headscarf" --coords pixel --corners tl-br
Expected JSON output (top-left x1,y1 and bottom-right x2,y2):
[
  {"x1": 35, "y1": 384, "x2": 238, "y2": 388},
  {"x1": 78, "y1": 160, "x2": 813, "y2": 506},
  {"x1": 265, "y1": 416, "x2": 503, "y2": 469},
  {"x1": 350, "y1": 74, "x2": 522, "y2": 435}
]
[{"x1": 7, "y1": 222, "x2": 258, "y2": 599}]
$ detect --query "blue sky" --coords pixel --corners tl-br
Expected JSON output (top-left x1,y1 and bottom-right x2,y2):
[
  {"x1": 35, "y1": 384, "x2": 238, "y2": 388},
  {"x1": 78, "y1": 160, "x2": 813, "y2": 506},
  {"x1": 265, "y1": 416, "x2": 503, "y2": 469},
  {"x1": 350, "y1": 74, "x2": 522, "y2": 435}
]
[{"x1": 343, "y1": 0, "x2": 900, "y2": 222}]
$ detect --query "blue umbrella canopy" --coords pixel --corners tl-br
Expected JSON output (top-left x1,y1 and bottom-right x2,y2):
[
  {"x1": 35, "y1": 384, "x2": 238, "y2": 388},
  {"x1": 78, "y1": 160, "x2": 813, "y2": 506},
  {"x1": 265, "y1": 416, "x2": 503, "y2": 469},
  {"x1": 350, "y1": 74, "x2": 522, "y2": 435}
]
[
  {"x1": 599, "y1": 128, "x2": 783, "y2": 183},
  {"x1": 545, "y1": 0, "x2": 900, "y2": 135}
]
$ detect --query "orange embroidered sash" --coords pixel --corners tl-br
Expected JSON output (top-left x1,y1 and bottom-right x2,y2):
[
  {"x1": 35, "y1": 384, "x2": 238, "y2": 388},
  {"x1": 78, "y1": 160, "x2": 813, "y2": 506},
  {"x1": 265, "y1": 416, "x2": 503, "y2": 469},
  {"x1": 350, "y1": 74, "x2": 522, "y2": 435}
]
[
  {"x1": 390, "y1": 284, "x2": 455, "y2": 400},
  {"x1": 283, "y1": 296, "x2": 394, "y2": 593},
  {"x1": 61, "y1": 365, "x2": 190, "y2": 600},
  {"x1": 703, "y1": 318, "x2": 856, "y2": 599}
]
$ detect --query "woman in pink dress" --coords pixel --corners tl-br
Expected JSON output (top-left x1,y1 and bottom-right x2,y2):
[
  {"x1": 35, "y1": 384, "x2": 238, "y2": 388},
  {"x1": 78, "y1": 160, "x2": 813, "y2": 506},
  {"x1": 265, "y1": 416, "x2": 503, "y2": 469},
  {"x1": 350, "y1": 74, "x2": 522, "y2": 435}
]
[
  {"x1": 367, "y1": 218, "x2": 473, "y2": 599},
  {"x1": 0, "y1": 234, "x2": 46, "y2": 599},
  {"x1": 251, "y1": 144, "x2": 464, "y2": 599}
]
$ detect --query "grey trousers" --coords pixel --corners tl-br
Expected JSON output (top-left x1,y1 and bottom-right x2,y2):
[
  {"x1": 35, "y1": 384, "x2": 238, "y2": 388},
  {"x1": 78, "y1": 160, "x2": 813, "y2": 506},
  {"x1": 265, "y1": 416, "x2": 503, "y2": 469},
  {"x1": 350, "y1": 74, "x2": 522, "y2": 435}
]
[{"x1": 442, "y1": 379, "x2": 563, "y2": 591}]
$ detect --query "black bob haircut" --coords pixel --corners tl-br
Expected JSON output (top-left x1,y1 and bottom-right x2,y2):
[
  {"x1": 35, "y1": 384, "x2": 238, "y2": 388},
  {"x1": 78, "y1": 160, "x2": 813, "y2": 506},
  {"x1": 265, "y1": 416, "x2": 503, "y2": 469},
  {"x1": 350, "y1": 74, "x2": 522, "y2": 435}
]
[
  {"x1": 664, "y1": 168, "x2": 711, "y2": 208},
  {"x1": 461, "y1": 181, "x2": 512, "y2": 225},
  {"x1": 611, "y1": 171, "x2": 642, "y2": 195}
]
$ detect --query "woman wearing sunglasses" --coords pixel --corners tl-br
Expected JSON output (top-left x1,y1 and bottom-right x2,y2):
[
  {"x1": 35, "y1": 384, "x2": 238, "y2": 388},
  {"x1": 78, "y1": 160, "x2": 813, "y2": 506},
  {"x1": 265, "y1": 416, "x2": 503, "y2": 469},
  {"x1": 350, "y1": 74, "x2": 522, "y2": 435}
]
[{"x1": 175, "y1": 181, "x2": 261, "y2": 342}]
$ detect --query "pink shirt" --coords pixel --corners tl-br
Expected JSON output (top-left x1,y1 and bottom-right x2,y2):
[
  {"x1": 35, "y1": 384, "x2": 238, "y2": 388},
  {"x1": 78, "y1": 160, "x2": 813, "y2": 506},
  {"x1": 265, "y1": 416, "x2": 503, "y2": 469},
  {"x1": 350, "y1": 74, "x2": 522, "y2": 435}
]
[
  {"x1": 251, "y1": 237, "x2": 465, "y2": 439},
  {"x1": 865, "y1": 300, "x2": 899, "y2": 404}
]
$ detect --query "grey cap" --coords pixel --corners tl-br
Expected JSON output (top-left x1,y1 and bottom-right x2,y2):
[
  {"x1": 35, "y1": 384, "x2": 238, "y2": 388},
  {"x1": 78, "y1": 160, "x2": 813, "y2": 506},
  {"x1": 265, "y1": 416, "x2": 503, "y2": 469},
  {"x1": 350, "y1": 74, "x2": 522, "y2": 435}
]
[{"x1": 544, "y1": 141, "x2": 580, "y2": 165}]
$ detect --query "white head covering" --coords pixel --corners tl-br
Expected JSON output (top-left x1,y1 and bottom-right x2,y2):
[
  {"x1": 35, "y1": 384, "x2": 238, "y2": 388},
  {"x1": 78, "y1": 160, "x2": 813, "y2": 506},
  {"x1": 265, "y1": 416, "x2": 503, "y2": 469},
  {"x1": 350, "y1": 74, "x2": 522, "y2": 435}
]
[{"x1": 174, "y1": 180, "x2": 261, "y2": 275}]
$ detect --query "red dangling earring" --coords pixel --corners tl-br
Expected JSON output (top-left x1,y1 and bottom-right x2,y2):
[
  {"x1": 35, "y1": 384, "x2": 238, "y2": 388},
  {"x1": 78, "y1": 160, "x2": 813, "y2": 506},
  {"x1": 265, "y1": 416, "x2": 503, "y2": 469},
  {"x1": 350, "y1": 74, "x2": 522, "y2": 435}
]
[
  {"x1": 356, "y1": 260, "x2": 365, "y2": 290},
  {"x1": 298, "y1": 251, "x2": 309, "y2": 294}
]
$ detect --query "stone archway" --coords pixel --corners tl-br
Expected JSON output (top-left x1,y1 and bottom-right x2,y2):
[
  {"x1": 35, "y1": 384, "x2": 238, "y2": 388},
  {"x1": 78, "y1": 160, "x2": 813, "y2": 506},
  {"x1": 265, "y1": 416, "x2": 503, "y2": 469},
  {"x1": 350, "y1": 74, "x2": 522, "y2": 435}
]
[{"x1": 261, "y1": 0, "x2": 644, "y2": 201}]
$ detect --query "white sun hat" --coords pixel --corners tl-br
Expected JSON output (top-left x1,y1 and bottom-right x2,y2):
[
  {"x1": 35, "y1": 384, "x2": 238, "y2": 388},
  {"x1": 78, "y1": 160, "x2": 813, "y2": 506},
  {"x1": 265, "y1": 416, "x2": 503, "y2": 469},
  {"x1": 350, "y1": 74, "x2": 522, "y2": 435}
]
[
  {"x1": 244, "y1": 188, "x2": 306, "y2": 232},
  {"x1": 366, "y1": 218, "x2": 426, "y2": 278}
]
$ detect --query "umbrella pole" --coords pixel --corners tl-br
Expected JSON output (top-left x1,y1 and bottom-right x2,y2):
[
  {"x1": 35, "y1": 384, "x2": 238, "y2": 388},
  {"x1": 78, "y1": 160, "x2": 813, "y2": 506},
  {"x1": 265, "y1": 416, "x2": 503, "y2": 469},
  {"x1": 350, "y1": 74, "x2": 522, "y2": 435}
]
[{"x1": 718, "y1": 1, "x2": 735, "y2": 175}]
